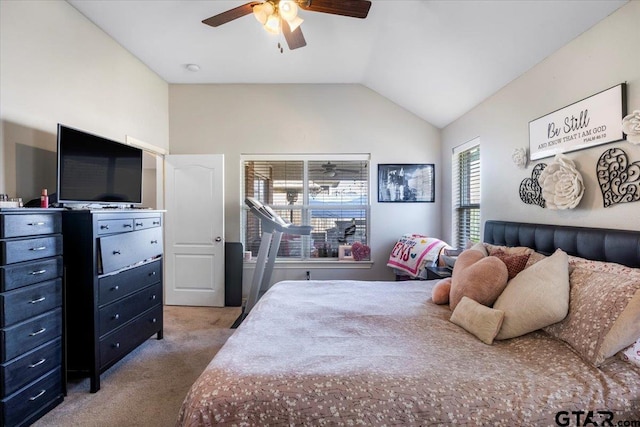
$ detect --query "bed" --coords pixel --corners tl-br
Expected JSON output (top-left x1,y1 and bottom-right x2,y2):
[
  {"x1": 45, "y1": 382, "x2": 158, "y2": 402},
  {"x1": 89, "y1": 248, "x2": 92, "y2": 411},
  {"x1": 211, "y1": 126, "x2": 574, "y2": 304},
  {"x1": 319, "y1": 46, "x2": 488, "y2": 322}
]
[{"x1": 177, "y1": 221, "x2": 640, "y2": 426}]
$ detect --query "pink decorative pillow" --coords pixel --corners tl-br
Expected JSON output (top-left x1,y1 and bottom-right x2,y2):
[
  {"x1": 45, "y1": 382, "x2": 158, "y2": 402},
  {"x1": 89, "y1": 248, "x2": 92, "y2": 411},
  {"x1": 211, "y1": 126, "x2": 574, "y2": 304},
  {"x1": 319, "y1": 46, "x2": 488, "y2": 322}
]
[
  {"x1": 568, "y1": 255, "x2": 640, "y2": 278},
  {"x1": 544, "y1": 267, "x2": 640, "y2": 366},
  {"x1": 485, "y1": 244, "x2": 533, "y2": 257},
  {"x1": 492, "y1": 249, "x2": 530, "y2": 280},
  {"x1": 450, "y1": 249, "x2": 509, "y2": 311},
  {"x1": 621, "y1": 337, "x2": 640, "y2": 368},
  {"x1": 351, "y1": 242, "x2": 370, "y2": 261},
  {"x1": 431, "y1": 278, "x2": 452, "y2": 304}
]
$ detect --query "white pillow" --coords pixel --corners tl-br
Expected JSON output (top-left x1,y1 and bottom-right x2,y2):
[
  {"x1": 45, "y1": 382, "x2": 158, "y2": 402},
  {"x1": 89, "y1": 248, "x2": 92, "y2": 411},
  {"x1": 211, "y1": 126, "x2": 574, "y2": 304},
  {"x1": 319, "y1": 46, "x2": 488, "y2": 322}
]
[
  {"x1": 450, "y1": 296, "x2": 505, "y2": 345},
  {"x1": 494, "y1": 249, "x2": 570, "y2": 340}
]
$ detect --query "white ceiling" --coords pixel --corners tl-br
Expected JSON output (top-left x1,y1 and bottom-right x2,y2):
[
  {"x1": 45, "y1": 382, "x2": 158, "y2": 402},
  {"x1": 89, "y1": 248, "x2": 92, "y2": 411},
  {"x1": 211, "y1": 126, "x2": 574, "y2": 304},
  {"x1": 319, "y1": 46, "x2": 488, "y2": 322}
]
[{"x1": 67, "y1": 0, "x2": 626, "y2": 128}]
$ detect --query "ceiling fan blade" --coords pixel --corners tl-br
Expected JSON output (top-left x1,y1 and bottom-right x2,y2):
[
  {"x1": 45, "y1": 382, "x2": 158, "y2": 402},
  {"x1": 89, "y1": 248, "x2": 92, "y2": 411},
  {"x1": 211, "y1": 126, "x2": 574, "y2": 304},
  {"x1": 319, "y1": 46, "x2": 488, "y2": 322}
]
[
  {"x1": 202, "y1": 2, "x2": 261, "y2": 27},
  {"x1": 282, "y1": 19, "x2": 307, "y2": 50},
  {"x1": 299, "y1": 0, "x2": 372, "y2": 19}
]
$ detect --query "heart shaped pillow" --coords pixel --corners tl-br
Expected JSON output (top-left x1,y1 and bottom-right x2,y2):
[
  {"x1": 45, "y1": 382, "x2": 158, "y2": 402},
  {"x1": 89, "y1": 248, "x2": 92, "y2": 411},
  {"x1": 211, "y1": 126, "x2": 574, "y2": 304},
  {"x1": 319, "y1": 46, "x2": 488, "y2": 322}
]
[{"x1": 450, "y1": 249, "x2": 509, "y2": 311}]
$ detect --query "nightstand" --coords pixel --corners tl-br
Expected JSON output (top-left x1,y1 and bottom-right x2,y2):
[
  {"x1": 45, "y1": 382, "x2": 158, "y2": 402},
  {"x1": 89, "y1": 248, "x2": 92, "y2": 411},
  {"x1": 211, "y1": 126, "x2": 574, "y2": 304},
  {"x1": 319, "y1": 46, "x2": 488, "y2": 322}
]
[{"x1": 425, "y1": 266, "x2": 452, "y2": 280}]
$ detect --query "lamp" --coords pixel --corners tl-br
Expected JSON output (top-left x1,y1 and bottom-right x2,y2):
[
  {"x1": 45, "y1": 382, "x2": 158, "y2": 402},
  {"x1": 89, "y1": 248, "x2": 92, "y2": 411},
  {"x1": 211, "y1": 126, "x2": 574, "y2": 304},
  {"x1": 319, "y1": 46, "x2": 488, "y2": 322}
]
[
  {"x1": 264, "y1": 12, "x2": 281, "y2": 34},
  {"x1": 252, "y1": 2, "x2": 274, "y2": 25},
  {"x1": 279, "y1": 1, "x2": 298, "y2": 21},
  {"x1": 252, "y1": 0, "x2": 304, "y2": 35}
]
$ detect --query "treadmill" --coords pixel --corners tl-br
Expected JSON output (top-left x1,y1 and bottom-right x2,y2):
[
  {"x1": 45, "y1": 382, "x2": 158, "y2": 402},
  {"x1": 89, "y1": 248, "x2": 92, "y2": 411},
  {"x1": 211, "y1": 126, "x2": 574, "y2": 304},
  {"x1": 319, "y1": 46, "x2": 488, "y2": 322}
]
[{"x1": 233, "y1": 197, "x2": 312, "y2": 326}]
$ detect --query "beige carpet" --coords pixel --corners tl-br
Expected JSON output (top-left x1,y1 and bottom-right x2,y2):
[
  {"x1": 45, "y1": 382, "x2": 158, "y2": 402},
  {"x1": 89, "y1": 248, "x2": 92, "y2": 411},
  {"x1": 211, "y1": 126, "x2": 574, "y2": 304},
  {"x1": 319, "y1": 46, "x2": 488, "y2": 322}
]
[{"x1": 33, "y1": 305, "x2": 241, "y2": 427}]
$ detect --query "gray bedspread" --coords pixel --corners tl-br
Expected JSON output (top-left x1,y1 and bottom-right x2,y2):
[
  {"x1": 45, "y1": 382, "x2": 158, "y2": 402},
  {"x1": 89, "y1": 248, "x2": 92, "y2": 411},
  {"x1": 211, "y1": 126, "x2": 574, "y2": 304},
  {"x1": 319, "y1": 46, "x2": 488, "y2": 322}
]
[{"x1": 177, "y1": 280, "x2": 640, "y2": 426}]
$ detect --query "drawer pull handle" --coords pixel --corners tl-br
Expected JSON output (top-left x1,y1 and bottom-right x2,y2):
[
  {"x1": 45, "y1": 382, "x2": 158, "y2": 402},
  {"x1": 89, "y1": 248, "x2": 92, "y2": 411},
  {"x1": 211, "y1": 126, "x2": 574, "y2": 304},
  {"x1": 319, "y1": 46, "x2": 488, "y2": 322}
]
[
  {"x1": 151, "y1": 295, "x2": 157, "y2": 300},
  {"x1": 149, "y1": 271, "x2": 156, "y2": 276},
  {"x1": 100, "y1": 225, "x2": 109, "y2": 230},
  {"x1": 136, "y1": 222, "x2": 144, "y2": 227},
  {"x1": 29, "y1": 327, "x2": 46, "y2": 337},
  {"x1": 28, "y1": 222, "x2": 46, "y2": 226},
  {"x1": 113, "y1": 314, "x2": 120, "y2": 320},
  {"x1": 28, "y1": 358, "x2": 47, "y2": 368},
  {"x1": 123, "y1": 224, "x2": 132, "y2": 228},
  {"x1": 112, "y1": 342, "x2": 120, "y2": 349},
  {"x1": 151, "y1": 318, "x2": 157, "y2": 323},
  {"x1": 113, "y1": 250, "x2": 121, "y2": 255},
  {"x1": 29, "y1": 389, "x2": 46, "y2": 401},
  {"x1": 29, "y1": 296, "x2": 46, "y2": 304},
  {"x1": 30, "y1": 246, "x2": 47, "y2": 251},
  {"x1": 150, "y1": 240, "x2": 158, "y2": 244},
  {"x1": 112, "y1": 285, "x2": 119, "y2": 291},
  {"x1": 153, "y1": 221, "x2": 160, "y2": 225},
  {"x1": 30, "y1": 269, "x2": 46, "y2": 275}
]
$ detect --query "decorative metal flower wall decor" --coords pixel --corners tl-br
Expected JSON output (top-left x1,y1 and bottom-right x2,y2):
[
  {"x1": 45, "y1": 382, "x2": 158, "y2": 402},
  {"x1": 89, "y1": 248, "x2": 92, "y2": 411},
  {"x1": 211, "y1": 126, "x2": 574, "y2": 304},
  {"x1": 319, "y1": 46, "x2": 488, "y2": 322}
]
[
  {"x1": 622, "y1": 110, "x2": 640, "y2": 145},
  {"x1": 519, "y1": 163, "x2": 547, "y2": 208},
  {"x1": 538, "y1": 154, "x2": 585, "y2": 210},
  {"x1": 597, "y1": 147, "x2": 640, "y2": 207}
]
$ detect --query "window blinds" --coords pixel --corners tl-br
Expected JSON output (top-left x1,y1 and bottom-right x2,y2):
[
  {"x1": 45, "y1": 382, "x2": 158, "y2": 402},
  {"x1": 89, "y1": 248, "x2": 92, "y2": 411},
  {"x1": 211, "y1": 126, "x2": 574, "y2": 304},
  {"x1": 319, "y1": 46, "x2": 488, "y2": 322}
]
[
  {"x1": 453, "y1": 143, "x2": 480, "y2": 249},
  {"x1": 243, "y1": 157, "x2": 369, "y2": 259}
]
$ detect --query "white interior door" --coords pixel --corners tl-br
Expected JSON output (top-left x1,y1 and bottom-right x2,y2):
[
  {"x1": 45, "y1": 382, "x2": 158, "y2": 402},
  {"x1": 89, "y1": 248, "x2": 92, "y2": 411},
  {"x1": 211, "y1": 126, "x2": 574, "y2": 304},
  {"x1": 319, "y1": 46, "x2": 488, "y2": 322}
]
[{"x1": 164, "y1": 154, "x2": 224, "y2": 306}]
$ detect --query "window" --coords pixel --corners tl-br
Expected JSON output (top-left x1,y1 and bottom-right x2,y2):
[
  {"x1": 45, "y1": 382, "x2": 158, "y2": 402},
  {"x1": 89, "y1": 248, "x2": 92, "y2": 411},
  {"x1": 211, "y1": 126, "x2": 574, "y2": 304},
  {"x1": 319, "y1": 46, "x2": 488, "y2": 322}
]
[
  {"x1": 242, "y1": 155, "x2": 369, "y2": 260},
  {"x1": 452, "y1": 140, "x2": 480, "y2": 249}
]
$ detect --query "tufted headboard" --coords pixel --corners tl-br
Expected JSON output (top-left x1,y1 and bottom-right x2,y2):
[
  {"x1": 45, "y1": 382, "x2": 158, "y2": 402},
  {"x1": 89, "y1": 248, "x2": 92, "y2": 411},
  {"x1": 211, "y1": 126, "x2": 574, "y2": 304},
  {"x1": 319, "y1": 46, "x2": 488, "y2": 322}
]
[{"x1": 483, "y1": 220, "x2": 640, "y2": 268}]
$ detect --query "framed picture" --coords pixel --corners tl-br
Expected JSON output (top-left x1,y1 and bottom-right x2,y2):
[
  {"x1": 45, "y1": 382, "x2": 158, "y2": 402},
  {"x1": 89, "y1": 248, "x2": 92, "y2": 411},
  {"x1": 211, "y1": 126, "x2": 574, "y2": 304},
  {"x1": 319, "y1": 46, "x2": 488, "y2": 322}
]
[
  {"x1": 529, "y1": 83, "x2": 626, "y2": 160},
  {"x1": 338, "y1": 245, "x2": 353, "y2": 261},
  {"x1": 378, "y1": 164, "x2": 435, "y2": 202}
]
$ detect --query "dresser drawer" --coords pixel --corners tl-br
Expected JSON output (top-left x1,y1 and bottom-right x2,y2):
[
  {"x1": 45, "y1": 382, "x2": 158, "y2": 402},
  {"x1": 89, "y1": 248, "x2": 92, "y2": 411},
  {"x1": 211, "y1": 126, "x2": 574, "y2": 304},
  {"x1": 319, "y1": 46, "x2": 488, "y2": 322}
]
[
  {"x1": 98, "y1": 282, "x2": 162, "y2": 338},
  {"x1": 99, "y1": 304, "x2": 162, "y2": 369},
  {"x1": 96, "y1": 218, "x2": 134, "y2": 236},
  {"x1": 99, "y1": 227, "x2": 163, "y2": 274},
  {"x1": 0, "y1": 257, "x2": 62, "y2": 293},
  {"x1": 1, "y1": 338, "x2": 61, "y2": 396},
  {"x1": 0, "y1": 235, "x2": 62, "y2": 265},
  {"x1": 1, "y1": 367, "x2": 62, "y2": 427},
  {"x1": 0, "y1": 279, "x2": 62, "y2": 327},
  {"x1": 98, "y1": 260, "x2": 162, "y2": 306},
  {"x1": 134, "y1": 216, "x2": 161, "y2": 231},
  {"x1": 1, "y1": 309, "x2": 62, "y2": 362},
  {"x1": 0, "y1": 214, "x2": 61, "y2": 239}
]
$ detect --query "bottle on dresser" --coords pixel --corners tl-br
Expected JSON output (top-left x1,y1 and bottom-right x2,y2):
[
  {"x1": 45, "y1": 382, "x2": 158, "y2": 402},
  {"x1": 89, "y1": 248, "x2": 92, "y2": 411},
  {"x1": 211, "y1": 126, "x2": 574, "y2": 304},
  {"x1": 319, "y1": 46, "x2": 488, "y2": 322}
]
[{"x1": 41, "y1": 189, "x2": 49, "y2": 208}]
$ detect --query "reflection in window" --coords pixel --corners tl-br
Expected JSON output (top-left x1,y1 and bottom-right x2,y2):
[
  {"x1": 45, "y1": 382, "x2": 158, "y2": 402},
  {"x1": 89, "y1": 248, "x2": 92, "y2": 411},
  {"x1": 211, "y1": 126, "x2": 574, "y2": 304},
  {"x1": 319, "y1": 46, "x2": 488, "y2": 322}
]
[{"x1": 243, "y1": 156, "x2": 369, "y2": 259}]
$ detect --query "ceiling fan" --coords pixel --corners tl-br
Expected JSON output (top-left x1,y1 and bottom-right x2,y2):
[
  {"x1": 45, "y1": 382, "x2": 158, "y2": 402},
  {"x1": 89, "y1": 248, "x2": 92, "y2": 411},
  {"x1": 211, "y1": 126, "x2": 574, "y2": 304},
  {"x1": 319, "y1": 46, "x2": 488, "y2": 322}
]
[
  {"x1": 313, "y1": 162, "x2": 361, "y2": 178},
  {"x1": 202, "y1": 0, "x2": 372, "y2": 51}
]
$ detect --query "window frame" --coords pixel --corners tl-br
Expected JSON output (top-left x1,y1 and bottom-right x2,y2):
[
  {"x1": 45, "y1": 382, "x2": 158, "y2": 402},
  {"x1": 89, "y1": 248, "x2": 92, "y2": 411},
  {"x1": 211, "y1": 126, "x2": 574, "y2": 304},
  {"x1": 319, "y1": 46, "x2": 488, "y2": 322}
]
[
  {"x1": 241, "y1": 154, "x2": 371, "y2": 262},
  {"x1": 452, "y1": 139, "x2": 481, "y2": 249}
]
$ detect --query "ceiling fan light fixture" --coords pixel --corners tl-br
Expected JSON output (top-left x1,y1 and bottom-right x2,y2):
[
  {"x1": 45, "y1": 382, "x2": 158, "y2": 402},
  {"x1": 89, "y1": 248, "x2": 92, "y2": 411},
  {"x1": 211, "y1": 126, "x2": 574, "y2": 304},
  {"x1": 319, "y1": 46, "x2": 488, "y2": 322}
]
[
  {"x1": 286, "y1": 15, "x2": 304, "y2": 31},
  {"x1": 252, "y1": 2, "x2": 274, "y2": 25},
  {"x1": 264, "y1": 12, "x2": 281, "y2": 34},
  {"x1": 279, "y1": 0, "x2": 298, "y2": 21}
]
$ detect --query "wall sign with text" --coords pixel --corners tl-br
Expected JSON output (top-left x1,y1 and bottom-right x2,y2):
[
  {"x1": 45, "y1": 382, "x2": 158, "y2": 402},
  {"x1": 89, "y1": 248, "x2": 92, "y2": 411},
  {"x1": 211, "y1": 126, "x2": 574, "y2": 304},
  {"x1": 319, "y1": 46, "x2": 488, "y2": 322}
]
[{"x1": 529, "y1": 84, "x2": 626, "y2": 160}]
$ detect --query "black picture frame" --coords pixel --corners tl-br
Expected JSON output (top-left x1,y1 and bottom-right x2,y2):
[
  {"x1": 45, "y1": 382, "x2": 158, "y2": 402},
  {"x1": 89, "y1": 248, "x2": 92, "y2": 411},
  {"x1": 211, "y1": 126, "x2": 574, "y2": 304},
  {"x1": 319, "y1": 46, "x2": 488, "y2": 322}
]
[{"x1": 378, "y1": 164, "x2": 435, "y2": 203}]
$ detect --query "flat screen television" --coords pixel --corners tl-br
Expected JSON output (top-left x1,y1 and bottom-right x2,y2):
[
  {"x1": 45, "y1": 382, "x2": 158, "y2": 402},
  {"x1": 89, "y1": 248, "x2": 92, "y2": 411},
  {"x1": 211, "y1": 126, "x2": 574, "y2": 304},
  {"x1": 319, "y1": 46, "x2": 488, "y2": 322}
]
[{"x1": 56, "y1": 124, "x2": 143, "y2": 205}]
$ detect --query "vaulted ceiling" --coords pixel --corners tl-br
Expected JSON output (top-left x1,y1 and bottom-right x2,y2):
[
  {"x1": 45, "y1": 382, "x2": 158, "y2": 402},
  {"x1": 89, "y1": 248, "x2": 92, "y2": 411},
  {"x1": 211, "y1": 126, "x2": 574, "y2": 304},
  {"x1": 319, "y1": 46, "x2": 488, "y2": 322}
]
[{"x1": 67, "y1": 0, "x2": 626, "y2": 128}]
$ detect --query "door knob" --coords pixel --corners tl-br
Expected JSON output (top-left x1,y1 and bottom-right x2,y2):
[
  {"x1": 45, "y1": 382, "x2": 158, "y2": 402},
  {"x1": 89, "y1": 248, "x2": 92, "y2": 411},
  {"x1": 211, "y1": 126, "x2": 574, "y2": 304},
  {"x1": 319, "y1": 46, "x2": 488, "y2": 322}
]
[{"x1": 215, "y1": 237, "x2": 222, "y2": 242}]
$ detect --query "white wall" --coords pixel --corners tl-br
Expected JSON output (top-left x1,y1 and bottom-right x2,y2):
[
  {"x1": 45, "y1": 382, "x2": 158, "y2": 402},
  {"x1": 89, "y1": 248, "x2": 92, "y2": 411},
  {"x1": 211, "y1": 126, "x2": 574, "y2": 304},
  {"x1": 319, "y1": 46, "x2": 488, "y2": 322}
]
[
  {"x1": 441, "y1": 1, "x2": 640, "y2": 242},
  {"x1": 169, "y1": 84, "x2": 441, "y2": 281},
  {"x1": 0, "y1": 0, "x2": 169, "y2": 202}
]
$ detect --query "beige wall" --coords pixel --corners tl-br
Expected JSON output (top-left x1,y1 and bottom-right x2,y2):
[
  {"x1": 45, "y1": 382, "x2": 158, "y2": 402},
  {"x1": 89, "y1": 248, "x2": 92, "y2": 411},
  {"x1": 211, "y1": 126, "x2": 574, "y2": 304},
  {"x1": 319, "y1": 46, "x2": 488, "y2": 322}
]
[
  {"x1": 169, "y1": 84, "x2": 442, "y2": 281},
  {"x1": 3, "y1": 0, "x2": 636, "y2": 287},
  {"x1": 0, "y1": 0, "x2": 169, "y2": 203},
  {"x1": 441, "y1": 1, "x2": 640, "y2": 242}
]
